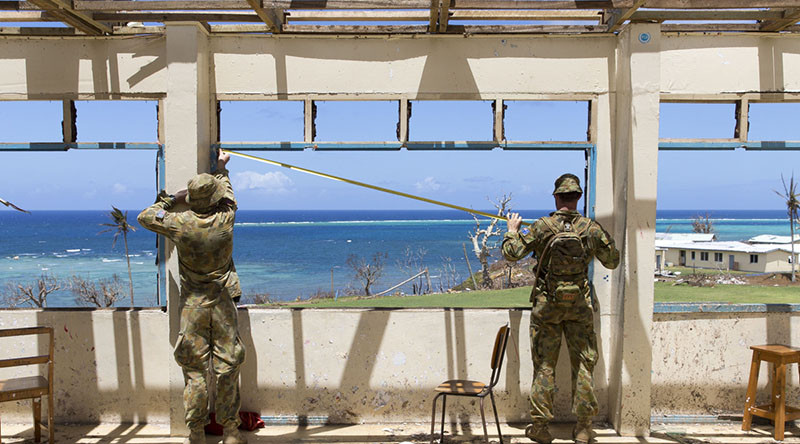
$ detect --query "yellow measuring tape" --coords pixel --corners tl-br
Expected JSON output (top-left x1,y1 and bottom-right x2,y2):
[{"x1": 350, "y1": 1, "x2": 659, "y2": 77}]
[{"x1": 224, "y1": 149, "x2": 529, "y2": 225}]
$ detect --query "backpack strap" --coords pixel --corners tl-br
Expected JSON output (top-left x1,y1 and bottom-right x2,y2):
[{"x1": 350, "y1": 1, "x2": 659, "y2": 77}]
[{"x1": 531, "y1": 218, "x2": 560, "y2": 302}]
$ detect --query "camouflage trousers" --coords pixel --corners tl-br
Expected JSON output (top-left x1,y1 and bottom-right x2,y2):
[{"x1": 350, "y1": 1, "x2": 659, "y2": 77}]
[
  {"x1": 529, "y1": 293, "x2": 598, "y2": 423},
  {"x1": 174, "y1": 296, "x2": 246, "y2": 430}
]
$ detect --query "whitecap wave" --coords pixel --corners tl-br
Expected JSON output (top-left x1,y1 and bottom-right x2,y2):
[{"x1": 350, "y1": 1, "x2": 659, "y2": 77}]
[
  {"x1": 102, "y1": 258, "x2": 122, "y2": 263},
  {"x1": 66, "y1": 249, "x2": 80, "y2": 253}
]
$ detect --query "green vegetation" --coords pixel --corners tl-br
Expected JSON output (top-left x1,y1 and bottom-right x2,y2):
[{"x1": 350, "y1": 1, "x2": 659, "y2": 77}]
[
  {"x1": 282, "y1": 287, "x2": 531, "y2": 308},
  {"x1": 267, "y1": 280, "x2": 798, "y2": 309},
  {"x1": 654, "y1": 281, "x2": 799, "y2": 304}
]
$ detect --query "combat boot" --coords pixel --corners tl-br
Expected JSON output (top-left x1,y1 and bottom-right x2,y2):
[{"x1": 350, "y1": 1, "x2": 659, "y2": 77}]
[
  {"x1": 525, "y1": 421, "x2": 553, "y2": 444},
  {"x1": 183, "y1": 427, "x2": 205, "y2": 444},
  {"x1": 222, "y1": 425, "x2": 248, "y2": 444},
  {"x1": 573, "y1": 420, "x2": 595, "y2": 444}
]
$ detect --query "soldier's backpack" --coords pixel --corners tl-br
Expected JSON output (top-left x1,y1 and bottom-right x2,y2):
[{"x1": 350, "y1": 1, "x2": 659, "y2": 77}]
[{"x1": 531, "y1": 216, "x2": 592, "y2": 304}]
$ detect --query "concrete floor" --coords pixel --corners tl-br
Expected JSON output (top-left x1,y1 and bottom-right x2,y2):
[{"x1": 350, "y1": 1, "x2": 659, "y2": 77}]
[{"x1": 1, "y1": 421, "x2": 798, "y2": 444}]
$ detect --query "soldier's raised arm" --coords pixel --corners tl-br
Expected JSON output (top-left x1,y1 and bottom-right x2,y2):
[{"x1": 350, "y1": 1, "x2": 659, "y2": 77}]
[
  {"x1": 137, "y1": 191, "x2": 181, "y2": 239},
  {"x1": 215, "y1": 150, "x2": 237, "y2": 209},
  {"x1": 502, "y1": 212, "x2": 536, "y2": 261},
  {"x1": 588, "y1": 222, "x2": 620, "y2": 269}
]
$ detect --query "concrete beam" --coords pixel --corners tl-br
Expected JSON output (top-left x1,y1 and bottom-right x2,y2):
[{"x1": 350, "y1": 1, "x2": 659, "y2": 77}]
[
  {"x1": 164, "y1": 22, "x2": 217, "y2": 435},
  {"x1": 608, "y1": 23, "x2": 660, "y2": 437}
]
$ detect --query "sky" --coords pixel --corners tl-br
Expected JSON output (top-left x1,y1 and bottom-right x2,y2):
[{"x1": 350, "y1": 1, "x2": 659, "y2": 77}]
[{"x1": 0, "y1": 99, "x2": 798, "y2": 211}]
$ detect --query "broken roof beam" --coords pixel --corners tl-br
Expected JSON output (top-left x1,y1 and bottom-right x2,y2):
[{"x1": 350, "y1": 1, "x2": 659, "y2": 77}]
[
  {"x1": 760, "y1": 8, "x2": 800, "y2": 31},
  {"x1": 630, "y1": 9, "x2": 786, "y2": 21},
  {"x1": 93, "y1": 11, "x2": 263, "y2": 23},
  {"x1": 245, "y1": 0, "x2": 283, "y2": 32},
  {"x1": 74, "y1": 0, "x2": 635, "y2": 11},
  {"x1": 604, "y1": 0, "x2": 646, "y2": 33},
  {"x1": 642, "y1": 0, "x2": 800, "y2": 7},
  {"x1": 27, "y1": 0, "x2": 111, "y2": 35},
  {"x1": 285, "y1": 9, "x2": 601, "y2": 22}
]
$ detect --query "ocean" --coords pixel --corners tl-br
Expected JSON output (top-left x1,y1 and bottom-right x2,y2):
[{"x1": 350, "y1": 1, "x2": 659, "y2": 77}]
[{"x1": 0, "y1": 209, "x2": 793, "y2": 307}]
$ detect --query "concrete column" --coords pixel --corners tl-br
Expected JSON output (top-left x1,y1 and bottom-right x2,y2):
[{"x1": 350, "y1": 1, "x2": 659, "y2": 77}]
[
  {"x1": 164, "y1": 22, "x2": 217, "y2": 435},
  {"x1": 607, "y1": 23, "x2": 660, "y2": 436}
]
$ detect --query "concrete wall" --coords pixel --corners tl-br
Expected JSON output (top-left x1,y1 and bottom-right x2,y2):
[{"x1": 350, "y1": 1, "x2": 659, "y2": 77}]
[
  {"x1": 652, "y1": 306, "x2": 800, "y2": 416},
  {"x1": 2, "y1": 306, "x2": 798, "y2": 425}
]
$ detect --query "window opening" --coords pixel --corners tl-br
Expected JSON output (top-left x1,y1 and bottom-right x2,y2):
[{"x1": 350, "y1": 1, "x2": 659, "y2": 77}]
[
  {"x1": 0, "y1": 101, "x2": 63, "y2": 142},
  {"x1": 660, "y1": 102, "x2": 736, "y2": 140},
  {"x1": 314, "y1": 101, "x2": 397, "y2": 142},
  {"x1": 408, "y1": 101, "x2": 492, "y2": 141},
  {"x1": 219, "y1": 101, "x2": 304, "y2": 142},
  {"x1": 504, "y1": 101, "x2": 589, "y2": 142}
]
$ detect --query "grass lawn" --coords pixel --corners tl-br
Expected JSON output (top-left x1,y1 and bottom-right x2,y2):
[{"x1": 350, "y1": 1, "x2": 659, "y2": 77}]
[
  {"x1": 653, "y1": 281, "x2": 800, "y2": 304},
  {"x1": 268, "y1": 282, "x2": 798, "y2": 308},
  {"x1": 279, "y1": 287, "x2": 532, "y2": 308}
]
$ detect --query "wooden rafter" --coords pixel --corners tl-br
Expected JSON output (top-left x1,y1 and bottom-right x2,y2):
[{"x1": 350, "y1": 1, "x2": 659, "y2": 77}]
[
  {"x1": 285, "y1": 9, "x2": 601, "y2": 21},
  {"x1": 604, "y1": 0, "x2": 646, "y2": 33},
  {"x1": 0, "y1": 11, "x2": 48, "y2": 21},
  {"x1": 26, "y1": 0, "x2": 111, "y2": 35},
  {"x1": 631, "y1": 9, "x2": 786, "y2": 21},
  {"x1": 429, "y1": 0, "x2": 438, "y2": 32},
  {"x1": 760, "y1": 8, "x2": 800, "y2": 31},
  {"x1": 439, "y1": 0, "x2": 451, "y2": 32},
  {"x1": 245, "y1": 0, "x2": 283, "y2": 32}
]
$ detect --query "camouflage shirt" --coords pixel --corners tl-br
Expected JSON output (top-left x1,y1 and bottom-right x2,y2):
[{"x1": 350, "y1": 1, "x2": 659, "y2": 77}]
[
  {"x1": 502, "y1": 210, "x2": 620, "y2": 298},
  {"x1": 138, "y1": 168, "x2": 241, "y2": 307}
]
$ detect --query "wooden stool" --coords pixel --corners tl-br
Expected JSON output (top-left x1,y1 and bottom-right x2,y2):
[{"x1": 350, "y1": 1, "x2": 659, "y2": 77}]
[{"x1": 742, "y1": 344, "x2": 800, "y2": 440}]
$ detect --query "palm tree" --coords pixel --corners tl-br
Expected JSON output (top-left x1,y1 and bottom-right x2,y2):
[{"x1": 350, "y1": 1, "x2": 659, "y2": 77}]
[
  {"x1": 100, "y1": 206, "x2": 136, "y2": 305},
  {"x1": 774, "y1": 174, "x2": 799, "y2": 282}
]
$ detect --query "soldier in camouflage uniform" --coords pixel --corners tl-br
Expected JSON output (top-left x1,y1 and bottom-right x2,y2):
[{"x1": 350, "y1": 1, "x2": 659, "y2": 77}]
[
  {"x1": 138, "y1": 150, "x2": 247, "y2": 444},
  {"x1": 502, "y1": 174, "x2": 619, "y2": 444}
]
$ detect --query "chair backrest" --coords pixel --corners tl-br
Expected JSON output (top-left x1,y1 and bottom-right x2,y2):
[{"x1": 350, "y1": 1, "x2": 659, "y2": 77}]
[
  {"x1": 488, "y1": 323, "x2": 510, "y2": 389},
  {"x1": 0, "y1": 327, "x2": 54, "y2": 385}
]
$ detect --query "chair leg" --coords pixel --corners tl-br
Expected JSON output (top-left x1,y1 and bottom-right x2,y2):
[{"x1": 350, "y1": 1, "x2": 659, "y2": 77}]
[
  {"x1": 742, "y1": 352, "x2": 761, "y2": 431},
  {"x1": 773, "y1": 363, "x2": 786, "y2": 441},
  {"x1": 430, "y1": 393, "x2": 442, "y2": 444},
  {"x1": 32, "y1": 397, "x2": 42, "y2": 443},
  {"x1": 441, "y1": 395, "x2": 447, "y2": 443},
  {"x1": 48, "y1": 391, "x2": 54, "y2": 444},
  {"x1": 489, "y1": 390, "x2": 503, "y2": 444},
  {"x1": 479, "y1": 396, "x2": 488, "y2": 444}
]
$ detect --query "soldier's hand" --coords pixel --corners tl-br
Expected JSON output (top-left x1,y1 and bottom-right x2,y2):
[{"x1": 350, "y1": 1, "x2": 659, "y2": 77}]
[
  {"x1": 507, "y1": 212, "x2": 522, "y2": 233},
  {"x1": 218, "y1": 150, "x2": 231, "y2": 170},
  {"x1": 174, "y1": 189, "x2": 188, "y2": 204}
]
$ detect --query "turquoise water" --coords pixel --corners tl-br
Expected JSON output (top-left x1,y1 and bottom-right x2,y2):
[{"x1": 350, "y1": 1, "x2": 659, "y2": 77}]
[{"x1": 0, "y1": 209, "x2": 793, "y2": 306}]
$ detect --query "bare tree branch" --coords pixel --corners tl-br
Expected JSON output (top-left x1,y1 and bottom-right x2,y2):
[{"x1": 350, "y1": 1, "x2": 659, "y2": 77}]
[
  {"x1": 347, "y1": 252, "x2": 387, "y2": 296},
  {"x1": 2, "y1": 273, "x2": 60, "y2": 308},
  {"x1": 467, "y1": 193, "x2": 512, "y2": 288}
]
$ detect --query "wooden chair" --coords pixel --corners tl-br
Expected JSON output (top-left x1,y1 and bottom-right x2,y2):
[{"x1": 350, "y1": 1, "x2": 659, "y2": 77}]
[
  {"x1": 430, "y1": 323, "x2": 510, "y2": 444},
  {"x1": 742, "y1": 344, "x2": 800, "y2": 441},
  {"x1": 0, "y1": 327, "x2": 55, "y2": 443}
]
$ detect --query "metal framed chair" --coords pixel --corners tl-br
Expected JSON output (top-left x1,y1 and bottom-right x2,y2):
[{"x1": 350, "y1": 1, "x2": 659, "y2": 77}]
[
  {"x1": 0, "y1": 327, "x2": 55, "y2": 443},
  {"x1": 430, "y1": 323, "x2": 510, "y2": 444}
]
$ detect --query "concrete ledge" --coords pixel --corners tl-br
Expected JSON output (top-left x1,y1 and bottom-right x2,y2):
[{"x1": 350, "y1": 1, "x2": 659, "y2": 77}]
[{"x1": 654, "y1": 302, "x2": 800, "y2": 313}]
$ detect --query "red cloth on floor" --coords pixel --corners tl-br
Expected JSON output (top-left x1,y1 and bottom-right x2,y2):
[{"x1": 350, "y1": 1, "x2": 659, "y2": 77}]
[{"x1": 205, "y1": 412, "x2": 265, "y2": 435}]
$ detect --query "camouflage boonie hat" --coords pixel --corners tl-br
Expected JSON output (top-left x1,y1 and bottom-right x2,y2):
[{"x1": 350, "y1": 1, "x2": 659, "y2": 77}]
[
  {"x1": 553, "y1": 173, "x2": 583, "y2": 195},
  {"x1": 186, "y1": 173, "x2": 225, "y2": 210}
]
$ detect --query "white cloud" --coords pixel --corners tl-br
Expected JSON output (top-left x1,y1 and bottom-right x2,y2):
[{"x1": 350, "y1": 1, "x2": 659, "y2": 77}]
[
  {"x1": 233, "y1": 171, "x2": 294, "y2": 194},
  {"x1": 415, "y1": 176, "x2": 441, "y2": 192},
  {"x1": 112, "y1": 183, "x2": 128, "y2": 194}
]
